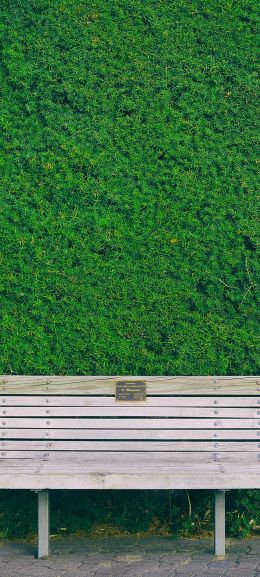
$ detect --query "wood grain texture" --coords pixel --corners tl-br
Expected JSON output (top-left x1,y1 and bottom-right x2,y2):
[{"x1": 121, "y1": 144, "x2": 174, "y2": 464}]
[
  {"x1": 1, "y1": 417, "x2": 259, "y2": 428},
  {"x1": 0, "y1": 375, "x2": 259, "y2": 395},
  {"x1": 1, "y1": 396, "x2": 260, "y2": 407},
  {"x1": 0, "y1": 471, "x2": 258, "y2": 489},
  {"x1": 0, "y1": 375, "x2": 259, "y2": 490},
  {"x1": 0, "y1": 451, "x2": 259, "y2": 465},
  {"x1": 1, "y1": 428, "x2": 259, "y2": 440},
  {"x1": 1, "y1": 440, "x2": 260, "y2": 451},
  {"x1": 1, "y1": 407, "x2": 259, "y2": 418}
]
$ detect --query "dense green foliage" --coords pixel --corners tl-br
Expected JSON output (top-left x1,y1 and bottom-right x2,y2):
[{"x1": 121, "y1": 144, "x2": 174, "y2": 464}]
[
  {"x1": 0, "y1": 0, "x2": 259, "y2": 374},
  {"x1": 0, "y1": 0, "x2": 259, "y2": 537},
  {"x1": 0, "y1": 490, "x2": 260, "y2": 540}
]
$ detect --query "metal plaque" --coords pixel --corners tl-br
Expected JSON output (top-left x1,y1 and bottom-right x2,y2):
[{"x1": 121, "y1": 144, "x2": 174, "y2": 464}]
[{"x1": 115, "y1": 380, "x2": 147, "y2": 402}]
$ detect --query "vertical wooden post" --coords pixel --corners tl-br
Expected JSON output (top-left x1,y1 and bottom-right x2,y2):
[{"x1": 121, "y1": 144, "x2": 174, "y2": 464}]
[
  {"x1": 214, "y1": 490, "x2": 225, "y2": 557},
  {"x1": 38, "y1": 490, "x2": 49, "y2": 558}
]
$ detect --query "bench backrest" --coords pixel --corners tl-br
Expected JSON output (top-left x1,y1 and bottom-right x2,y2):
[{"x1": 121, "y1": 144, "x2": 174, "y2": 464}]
[{"x1": 0, "y1": 376, "x2": 259, "y2": 490}]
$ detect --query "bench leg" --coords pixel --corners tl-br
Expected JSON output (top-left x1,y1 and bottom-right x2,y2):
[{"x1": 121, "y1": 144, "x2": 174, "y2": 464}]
[
  {"x1": 38, "y1": 490, "x2": 49, "y2": 558},
  {"x1": 214, "y1": 490, "x2": 225, "y2": 558}
]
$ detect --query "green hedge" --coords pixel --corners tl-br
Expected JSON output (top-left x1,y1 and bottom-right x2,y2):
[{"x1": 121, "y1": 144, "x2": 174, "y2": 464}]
[
  {"x1": 1, "y1": 490, "x2": 260, "y2": 539},
  {"x1": 0, "y1": 0, "x2": 259, "y2": 537}
]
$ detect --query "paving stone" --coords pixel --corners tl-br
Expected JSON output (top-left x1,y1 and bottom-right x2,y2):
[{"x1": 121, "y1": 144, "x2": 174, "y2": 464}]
[
  {"x1": 124, "y1": 568, "x2": 173, "y2": 577},
  {"x1": 175, "y1": 567, "x2": 203, "y2": 575},
  {"x1": 160, "y1": 554, "x2": 191, "y2": 563},
  {"x1": 199, "y1": 571, "x2": 225, "y2": 577},
  {"x1": 64, "y1": 568, "x2": 95, "y2": 577},
  {"x1": 238, "y1": 559, "x2": 259, "y2": 568},
  {"x1": 225, "y1": 570, "x2": 257, "y2": 577},
  {"x1": 0, "y1": 536, "x2": 260, "y2": 577}
]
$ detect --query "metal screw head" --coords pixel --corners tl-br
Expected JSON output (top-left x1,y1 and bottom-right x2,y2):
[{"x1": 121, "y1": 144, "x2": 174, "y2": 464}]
[
  {"x1": 214, "y1": 400, "x2": 219, "y2": 405},
  {"x1": 214, "y1": 421, "x2": 219, "y2": 426},
  {"x1": 46, "y1": 420, "x2": 50, "y2": 425},
  {"x1": 46, "y1": 410, "x2": 50, "y2": 415},
  {"x1": 2, "y1": 399, "x2": 6, "y2": 404},
  {"x1": 1, "y1": 452, "x2": 6, "y2": 456},
  {"x1": 214, "y1": 443, "x2": 219, "y2": 448},
  {"x1": 213, "y1": 433, "x2": 218, "y2": 438},
  {"x1": 2, "y1": 432, "x2": 6, "y2": 436},
  {"x1": 2, "y1": 421, "x2": 6, "y2": 426},
  {"x1": 257, "y1": 400, "x2": 260, "y2": 404},
  {"x1": 2, "y1": 410, "x2": 6, "y2": 415},
  {"x1": 214, "y1": 410, "x2": 219, "y2": 415}
]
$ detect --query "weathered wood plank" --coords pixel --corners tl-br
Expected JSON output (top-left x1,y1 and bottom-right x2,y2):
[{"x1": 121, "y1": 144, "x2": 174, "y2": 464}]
[
  {"x1": 1, "y1": 441, "x2": 260, "y2": 452},
  {"x1": 0, "y1": 376, "x2": 259, "y2": 395},
  {"x1": 0, "y1": 451, "x2": 259, "y2": 465},
  {"x1": 1, "y1": 407, "x2": 259, "y2": 418},
  {"x1": 0, "y1": 471, "x2": 258, "y2": 490},
  {"x1": 1, "y1": 418, "x2": 259, "y2": 428},
  {"x1": 1, "y1": 396, "x2": 259, "y2": 407},
  {"x1": 1, "y1": 428, "x2": 259, "y2": 440}
]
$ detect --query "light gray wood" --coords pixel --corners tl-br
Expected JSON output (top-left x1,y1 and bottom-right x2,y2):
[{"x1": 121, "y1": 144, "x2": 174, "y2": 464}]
[
  {"x1": 215, "y1": 491, "x2": 225, "y2": 557},
  {"x1": 2, "y1": 396, "x2": 259, "y2": 407},
  {"x1": 1, "y1": 406, "x2": 259, "y2": 418},
  {"x1": 1, "y1": 440, "x2": 260, "y2": 451},
  {"x1": 1, "y1": 418, "x2": 259, "y2": 428},
  {"x1": 1, "y1": 428, "x2": 259, "y2": 440},
  {"x1": 0, "y1": 375, "x2": 259, "y2": 395},
  {"x1": 38, "y1": 490, "x2": 49, "y2": 559},
  {"x1": 0, "y1": 471, "x2": 259, "y2": 489},
  {"x1": 1, "y1": 451, "x2": 259, "y2": 466}
]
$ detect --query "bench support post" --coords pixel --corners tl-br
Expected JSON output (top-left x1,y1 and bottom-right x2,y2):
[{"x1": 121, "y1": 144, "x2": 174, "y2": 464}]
[
  {"x1": 38, "y1": 490, "x2": 49, "y2": 558},
  {"x1": 214, "y1": 490, "x2": 225, "y2": 558}
]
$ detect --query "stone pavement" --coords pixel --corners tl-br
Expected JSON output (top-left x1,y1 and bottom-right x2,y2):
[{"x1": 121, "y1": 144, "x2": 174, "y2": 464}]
[{"x1": 0, "y1": 535, "x2": 259, "y2": 577}]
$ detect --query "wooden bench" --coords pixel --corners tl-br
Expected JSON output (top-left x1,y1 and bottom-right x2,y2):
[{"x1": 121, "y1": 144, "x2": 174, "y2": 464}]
[{"x1": 0, "y1": 375, "x2": 259, "y2": 559}]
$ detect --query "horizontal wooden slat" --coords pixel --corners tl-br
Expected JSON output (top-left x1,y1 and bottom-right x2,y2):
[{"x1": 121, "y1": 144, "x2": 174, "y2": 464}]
[
  {"x1": 0, "y1": 375, "x2": 259, "y2": 395},
  {"x1": 1, "y1": 418, "x2": 259, "y2": 429},
  {"x1": 1, "y1": 428, "x2": 259, "y2": 440},
  {"x1": 1, "y1": 396, "x2": 259, "y2": 407},
  {"x1": 0, "y1": 449, "x2": 259, "y2": 461},
  {"x1": 1, "y1": 407, "x2": 259, "y2": 418},
  {"x1": 1, "y1": 441, "x2": 259, "y2": 452},
  {"x1": 1, "y1": 452, "x2": 259, "y2": 469},
  {"x1": 0, "y1": 471, "x2": 258, "y2": 490}
]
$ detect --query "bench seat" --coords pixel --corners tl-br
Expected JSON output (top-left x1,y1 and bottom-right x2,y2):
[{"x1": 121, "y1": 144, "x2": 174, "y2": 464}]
[
  {"x1": 0, "y1": 375, "x2": 259, "y2": 557},
  {"x1": 0, "y1": 451, "x2": 259, "y2": 490}
]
